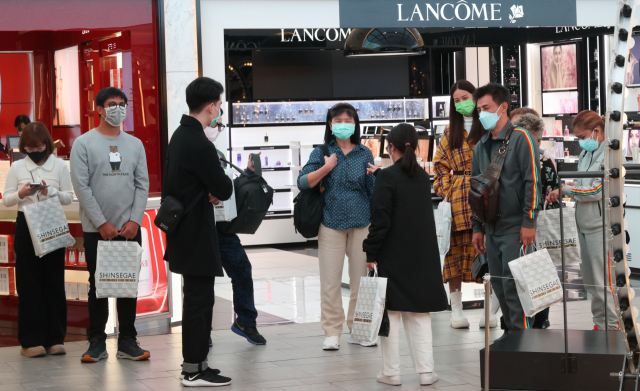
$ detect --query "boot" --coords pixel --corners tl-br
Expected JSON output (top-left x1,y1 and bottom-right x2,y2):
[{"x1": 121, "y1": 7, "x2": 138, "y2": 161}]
[
  {"x1": 479, "y1": 290, "x2": 500, "y2": 328},
  {"x1": 450, "y1": 290, "x2": 469, "y2": 329}
]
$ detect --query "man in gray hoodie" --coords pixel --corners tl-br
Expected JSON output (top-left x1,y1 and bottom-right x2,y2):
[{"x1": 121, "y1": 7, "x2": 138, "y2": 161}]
[{"x1": 470, "y1": 83, "x2": 542, "y2": 333}]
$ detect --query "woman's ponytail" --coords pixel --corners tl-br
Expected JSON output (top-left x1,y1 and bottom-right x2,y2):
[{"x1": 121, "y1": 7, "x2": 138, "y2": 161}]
[{"x1": 388, "y1": 123, "x2": 420, "y2": 178}]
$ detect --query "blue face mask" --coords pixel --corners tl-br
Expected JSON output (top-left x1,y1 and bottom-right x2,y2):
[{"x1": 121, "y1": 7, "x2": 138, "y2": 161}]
[
  {"x1": 579, "y1": 130, "x2": 599, "y2": 152},
  {"x1": 209, "y1": 104, "x2": 222, "y2": 127},
  {"x1": 332, "y1": 123, "x2": 355, "y2": 140},
  {"x1": 478, "y1": 106, "x2": 503, "y2": 131}
]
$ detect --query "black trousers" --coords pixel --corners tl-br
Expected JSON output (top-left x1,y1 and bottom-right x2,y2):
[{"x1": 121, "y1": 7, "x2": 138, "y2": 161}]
[
  {"x1": 182, "y1": 274, "x2": 215, "y2": 372},
  {"x1": 14, "y1": 212, "x2": 67, "y2": 348},
  {"x1": 84, "y1": 231, "x2": 141, "y2": 341}
]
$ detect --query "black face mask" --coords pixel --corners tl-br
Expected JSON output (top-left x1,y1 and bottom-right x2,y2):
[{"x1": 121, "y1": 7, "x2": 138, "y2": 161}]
[{"x1": 27, "y1": 151, "x2": 47, "y2": 164}]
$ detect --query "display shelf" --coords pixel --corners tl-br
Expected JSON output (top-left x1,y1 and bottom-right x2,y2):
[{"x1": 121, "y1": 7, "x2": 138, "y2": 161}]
[
  {"x1": 0, "y1": 262, "x2": 15, "y2": 268},
  {"x1": 273, "y1": 188, "x2": 292, "y2": 193},
  {"x1": 65, "y1": 265, "x2": 88, "y2": 271},
  {"x1": 230, "y1": 145, "x2": 293, "y2": 151},
  {"x1": 262, "y1": 166, "x2": 298, "y2": 172}
]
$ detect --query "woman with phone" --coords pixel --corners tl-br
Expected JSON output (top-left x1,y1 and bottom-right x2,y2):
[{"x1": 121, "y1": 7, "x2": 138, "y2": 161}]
[{"x1": 3, "y1": 122, "x2": 73, "y2": 357}]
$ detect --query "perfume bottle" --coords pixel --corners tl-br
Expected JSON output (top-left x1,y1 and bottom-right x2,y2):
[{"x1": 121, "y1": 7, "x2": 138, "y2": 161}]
[
  {"x1": 510, "y1": 72, "x2": 518, "y2": 86},
  {"x1": 510, "y1": 56, "x2": 517, "y2": 68},
  {"x1": 594, "y1": 68, "x2": 599, "y2": 80},
  {"x1": 237, "y1": 153, "x2": 241, "y2": 166},
  {"x1": 595, "y1": 87, "x2": 599, "y2": 96},
  {"x1": 564, "y1": 126, "x2": 570, "y2": 137},
  {"x1": 511, "y1": 92, "x2": 518, "y2": 103},
  {"x1": 594, "y1": 48, "x2": 598, "y2": 61},
  {"x1": 264, "y1": 132, "x2": 269, "y2": 144},
  {"x1": 265, "y1": 156, "x2": 269, "y2": 167}
]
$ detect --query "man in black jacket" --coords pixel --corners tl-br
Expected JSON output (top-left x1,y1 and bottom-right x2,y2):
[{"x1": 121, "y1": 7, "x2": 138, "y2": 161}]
[{"x1": 164, "y1": 77, "x2": 233, "y2": 387}]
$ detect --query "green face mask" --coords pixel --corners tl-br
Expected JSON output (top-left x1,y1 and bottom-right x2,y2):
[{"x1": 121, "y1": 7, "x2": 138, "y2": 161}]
[{"x1": 455, "y1": 99, "x2": 476, "y2": 117}]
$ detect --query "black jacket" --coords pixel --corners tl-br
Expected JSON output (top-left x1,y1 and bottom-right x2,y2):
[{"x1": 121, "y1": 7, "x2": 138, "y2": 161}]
[
  {"x1": 363, "y1": 160, "x2": 448, "y2": 313},
  {"x1": 164, "y1": 115, "x2": 233, "y2": 277}
]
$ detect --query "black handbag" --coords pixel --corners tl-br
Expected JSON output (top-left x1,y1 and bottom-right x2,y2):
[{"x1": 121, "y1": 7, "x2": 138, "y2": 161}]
[
  {"x1": 293, "y1": 145, "x2": 331, "y2": 238},
  {"x1": 471, "y1": 253, "x2": 489, "y2": 283}
]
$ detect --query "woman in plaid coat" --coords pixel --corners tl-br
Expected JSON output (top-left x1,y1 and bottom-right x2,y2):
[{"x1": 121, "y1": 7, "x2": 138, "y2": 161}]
[{"x1": 433, "y1": 80, "x2": 487, "y2": 329}]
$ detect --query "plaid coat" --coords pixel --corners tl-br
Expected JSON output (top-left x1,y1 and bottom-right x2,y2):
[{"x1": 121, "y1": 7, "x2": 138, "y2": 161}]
[{"x1": 433, "y1": 127, "x2": 475, "y2": 232}]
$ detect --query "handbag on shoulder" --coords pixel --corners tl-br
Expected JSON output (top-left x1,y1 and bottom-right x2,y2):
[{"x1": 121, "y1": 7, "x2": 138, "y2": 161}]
[
  {"x1": 468, "y1": 126, "x2": 515, "y2": 224},
  {"x1": 293, "y1": 145, "x2": 331, "y2": 238}
]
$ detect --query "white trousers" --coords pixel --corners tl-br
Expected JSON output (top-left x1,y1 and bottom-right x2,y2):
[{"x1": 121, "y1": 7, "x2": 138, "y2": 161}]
[
  {"x1": 318, "y1": 224, "x2": 369, "y2": 337},
  {"x1": 380, "y1": 311, "x2": 435, "y2": 376}
]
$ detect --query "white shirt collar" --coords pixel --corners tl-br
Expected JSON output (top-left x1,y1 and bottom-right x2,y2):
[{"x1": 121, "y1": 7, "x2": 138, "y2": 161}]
[{"x1": 24, "y1": 154, "x2": 55, "y2": 173}]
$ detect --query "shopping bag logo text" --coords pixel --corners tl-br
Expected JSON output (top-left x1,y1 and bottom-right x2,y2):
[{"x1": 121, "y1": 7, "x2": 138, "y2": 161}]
[
  {"x1": 537, "y1": 238, "x2": 577, "y2": 250},
  {"x1": 36, "y1": 225, "x2": 71, "y2": 243},
  {"x1": 529, "y1": 280, "x2": 561, "y2": 299},
  {"x1": 354, "y1": 310, "x2": 373, "y2": 323},
  {"x1": 98, "y1": 272, "x2": 138, "y2": 282}
]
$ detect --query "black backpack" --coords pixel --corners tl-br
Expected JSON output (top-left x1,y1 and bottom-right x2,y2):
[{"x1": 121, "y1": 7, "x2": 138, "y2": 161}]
[
  {"x1": 293, "y1": 145, "x2": 330, "y2": 238},
  {"x1": 217, "y1": 154, "x2": 274, "y2": 235}
]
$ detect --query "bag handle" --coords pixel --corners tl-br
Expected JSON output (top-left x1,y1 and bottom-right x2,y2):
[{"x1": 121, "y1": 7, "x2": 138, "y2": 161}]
[
  {"x1": 519, "y1": 243, "x2": 539, "y2": 257},
  {"x1": 367, "y1": 263, "x2": 378, "y2": 277},
  {"x1": 219, "y1": 157, "x2": 248, "y2": 176}
]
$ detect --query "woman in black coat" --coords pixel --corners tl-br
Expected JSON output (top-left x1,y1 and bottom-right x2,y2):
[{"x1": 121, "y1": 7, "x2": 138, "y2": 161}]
[{"x1": 363, "y1": 123, "x2": 448, "y2": 387}]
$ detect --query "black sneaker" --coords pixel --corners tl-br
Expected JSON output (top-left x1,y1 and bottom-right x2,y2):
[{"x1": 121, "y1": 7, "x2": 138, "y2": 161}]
[
  {"x1": 116, "y1": 338, "x2": 150, "y2": 361},
  {"x1": 209, "y1": 336, "x2": 213, "y2": 347},
  {"x1": 180, "y1": 368, "x2": 220, "y2": 380},
  {"x1": 182, "y1": 368, "x2": 231, "y2": 387},
  {"x1": 231, "y1": 319, "x2": 266, "y2": 345},
  {"x1": 81, "y1": 339, "x2": 108, "y2": 363}
]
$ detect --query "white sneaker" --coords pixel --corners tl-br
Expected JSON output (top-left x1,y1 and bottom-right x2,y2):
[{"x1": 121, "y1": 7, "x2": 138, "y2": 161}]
[
  {"x1": 450, "y1": 290, "x2": 470, "y2": 329},
  {"x1": 480, "y1": 290, "x2": 500, "y2": 328},
  {"x1": 323, "y1": 336, "x2": 340, "y2": 350},
  {"x1": 376, "y1": 372, "x2": 401, "y2": 386},
  {"x1": 348, "y1": 334, "x2": 377, "y2": 347},
  {"x1": 420, "y1": 372, "x2": 439, "y2": 385}
]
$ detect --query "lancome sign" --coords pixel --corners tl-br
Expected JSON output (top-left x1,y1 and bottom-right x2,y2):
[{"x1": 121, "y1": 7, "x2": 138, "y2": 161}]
[{"x1": 339, "y1": 0, "x2": 577, "y2": 28}]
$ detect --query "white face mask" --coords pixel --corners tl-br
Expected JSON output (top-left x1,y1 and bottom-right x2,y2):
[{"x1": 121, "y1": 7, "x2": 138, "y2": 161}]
[
  {"x1": 204, "y1": 126, "x2": 220, "y2": 142},
  {"x1": 102, "y1": 105, "x2": 127, "y2": 127}
]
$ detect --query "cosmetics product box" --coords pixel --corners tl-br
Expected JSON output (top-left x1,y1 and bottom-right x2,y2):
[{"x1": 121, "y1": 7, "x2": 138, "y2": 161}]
[
  {"x1": 77, "y1": 283, "x2": 89, "y2": 301},
  {"x1": 0, "y1": 267, "x2": 16, "y2": 295},
  {"x1": 66, "y1": 247, "x2": 78, "y2": 266},
  {"x1": 0, "y1": 236, "x2": 14, "y2": 263},
  {"x1": 65, "y1": 282, "x2": 79, "y2": 300},
  {"x1": 77, "y1": 248, "x2": 86, "y2": 266}
]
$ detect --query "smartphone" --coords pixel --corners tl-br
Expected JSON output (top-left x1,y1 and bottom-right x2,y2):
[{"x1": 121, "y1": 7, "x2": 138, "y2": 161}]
[{"x1": 28, "y1": 183, "x2": 49, "y2": 195}]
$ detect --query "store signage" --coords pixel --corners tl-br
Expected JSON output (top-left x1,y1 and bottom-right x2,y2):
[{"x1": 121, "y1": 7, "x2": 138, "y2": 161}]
[
  {"x1": 339, "y1": 0, "x2": 577, "y2": 28},
  {"x1": 280, "y1": 28, "x2": 352, "y2": 43}
]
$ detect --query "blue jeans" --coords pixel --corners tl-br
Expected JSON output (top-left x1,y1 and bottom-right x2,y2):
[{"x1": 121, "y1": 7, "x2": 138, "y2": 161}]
[{"x1": 216, "y1": 225, "x2": 258, "y2": 327}]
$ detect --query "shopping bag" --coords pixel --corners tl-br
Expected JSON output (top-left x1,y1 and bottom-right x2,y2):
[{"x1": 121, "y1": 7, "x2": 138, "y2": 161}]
[
  {"x1": 22, "y1": 197, "x2": 76, "y2": 257},
  {"x1": 535, "y1": 204, "x2": 581, "y2": 265},
  {"x1": 214, "y1": 168, "x2": 237, "y2": 222},
  {"x1": 435, "y1": 199, "x2": 452, "y2": 256},
  {"x1": 352, "y1": 265, "x2": 388, "y2": 345},
  {"x1": 508, "y1": 246, "x2": 563, "y2": 317},
  {"x1": 95, "y1": 241, "x2": 143, "y2": 298}
]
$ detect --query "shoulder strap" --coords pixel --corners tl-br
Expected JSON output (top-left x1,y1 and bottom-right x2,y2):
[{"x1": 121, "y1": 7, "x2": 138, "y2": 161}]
[
  {"x1": 319, "y1": 144, "x2": 330, "y2": 157},
  {"x1": 184, "y1": 190, "x2": 206, "y2": 215},
  {"x1": 161, "y1": 147, "x2": 170, "y2": 199},
  {"x1": 485, "y1": 126, "x2": 515, "y2": 180}
]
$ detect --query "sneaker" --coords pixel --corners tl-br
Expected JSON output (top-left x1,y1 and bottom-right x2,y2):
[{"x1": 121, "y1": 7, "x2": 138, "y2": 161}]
[
  {"x1": 376, "y1": 372, "x2": 401, "y2": 386},
  {"x1": 231, "y1": 320, "x2": 266, "y2": 345},
  {"x1": 323, "y1": 336, "x2": 340, "y2": 351},
  {"x1": 45, "y1": 345, "x2": 66, "y2": 355},
  {"x1": 20, "y1": 346, "x2": 46, "y2": 358},
  {"x1": 180, "y1": 368, "x2": 220, "y2": 380},
  {"x1": 182, "y1": 368, "x2": 231, "y2": 387},
  {"x1": 348, "y1": 334, "x2": 377, "y2": 347},
  {"x1": 420, "y1": 372, "x2": 439, "y2": 385},
  {"x1": 116, "y1": 338, "x2": 150, "y2": 361},
  {"x1": 81, "y1": 339, "x2": 108, "y2": 363}
]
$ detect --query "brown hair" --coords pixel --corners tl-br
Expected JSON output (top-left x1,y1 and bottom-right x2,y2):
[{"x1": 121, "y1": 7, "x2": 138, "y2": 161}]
[
  {"x1": 448, "y1": 80, "x2": 485, "y2": 150},
  {"x1": 510, "y1": 107, "x2": 540, "y2": 120},
  {"x1": 572, "y1": 110, "x2": 605, "y2": 132},
  {"x1": 387, "y1": 123, "x2": 420, "y2": 178},
  {"x1": 19, "y1": 122, "x2": 54, "y2": 158}
]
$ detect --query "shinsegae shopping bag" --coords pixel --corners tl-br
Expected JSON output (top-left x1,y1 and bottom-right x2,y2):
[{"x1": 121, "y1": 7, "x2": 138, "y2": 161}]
[
  {"x1": 23, "y1": 197, "x2": 76, "y2": 257},
  {"x1": 214, "y1": 167, "x2": 237, "y2": 222},
  {"x1": 95, "y1": 241, "x2": 143, "y2": 298},
  {"x1": 435, "y1": 199, "x2": 452, "y2": 256},
  {"x1": 508, "y1": 246, "x2": 563, "y2": 317},
  {"x1": 351, "y1": 265, "x2": 388, "y2": 345},
  {"x1": 535, "y1": 204, "x2": 581, "y2": 266}
]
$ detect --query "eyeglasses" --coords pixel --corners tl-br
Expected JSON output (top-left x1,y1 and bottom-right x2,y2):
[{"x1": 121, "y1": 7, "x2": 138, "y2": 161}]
[
  {"x1": 106, "y1": 102, "x2": 127, "y2": 109},
  {"x1": 217, "y1": 123, "x2": 226, "y2": 131}
]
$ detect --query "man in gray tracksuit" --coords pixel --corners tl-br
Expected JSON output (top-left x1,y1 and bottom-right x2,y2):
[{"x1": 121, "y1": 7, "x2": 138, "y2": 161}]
[{"x1": 470, "y1": 84, "x2": 542, "y2": 333}]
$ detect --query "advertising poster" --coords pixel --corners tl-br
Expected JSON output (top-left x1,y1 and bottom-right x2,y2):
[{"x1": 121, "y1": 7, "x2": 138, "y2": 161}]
[
  {"x1": 0, "y1": 53, "x2": 33, "y2": 139},
  {"x1": 53, "y1": 46, "x2": 81, "y2": 126},
  {"x1": 627, "y1": 41, "x2": 640, "y2": 87},
  {"x1": 136, "y1": 209, "x2": 170, "y2": 318},
  {"x1": 541, "y1": 44, "x2": 578, "y2": 91}
]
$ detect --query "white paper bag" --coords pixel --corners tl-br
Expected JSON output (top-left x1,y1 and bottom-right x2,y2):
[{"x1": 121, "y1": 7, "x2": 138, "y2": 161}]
[
  {"x1": 508, "y1": 247, "x2": 563, "y2": 317},
  {"x1": 436, "y1": 199, "x2": 452, "y2": 256},
  {"x1": 214, "y1": 168, "x2": 237, "y2": 222},
  {"x1": 95, "y1": 241, "x2": 143, "y2": 298},
  {"x1": 23, "y1": 197, "x2": 76, "y2": 257},
  {"x1": 535, "y1": 206, "x2": 581, "y2": 265},
  {"x1": 351, "y1": 266, "x2": 388, "y2": 345}
]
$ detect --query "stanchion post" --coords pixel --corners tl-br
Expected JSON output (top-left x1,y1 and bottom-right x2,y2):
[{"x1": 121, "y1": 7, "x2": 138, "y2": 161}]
[{"x1": 484, "y1": 274, "x2": 491, "y2": 391}]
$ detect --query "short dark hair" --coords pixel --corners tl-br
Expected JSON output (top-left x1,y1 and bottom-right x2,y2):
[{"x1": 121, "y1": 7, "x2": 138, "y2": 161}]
[
  {"x1": 96, "y1": 87, "x2": 128, "y2": 108},
  {"x1": 186, "y1": 77, "x2": 224, "y2": 113},
  {"x1": 19, "y1": 122, "x2": 55, "y2": 159},
  {"x1": 14, "y1": 115, "x2": 30, "y2": 129},
  {"x1": 323, "y1": 103, "x2": 361, "y2": 145},
  {"x1": 473, "y1": 83, "x2": 510, "y2": 117}
]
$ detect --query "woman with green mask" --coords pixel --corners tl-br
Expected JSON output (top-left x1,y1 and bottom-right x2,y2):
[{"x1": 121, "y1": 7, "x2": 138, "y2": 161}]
[{"x1": 433, "y1": 80, "x2": 490, "y2": 329}]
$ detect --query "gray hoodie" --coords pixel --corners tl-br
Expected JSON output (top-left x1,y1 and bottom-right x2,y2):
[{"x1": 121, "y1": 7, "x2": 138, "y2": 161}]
[{"x1": 562, "y1": 140, "x2": 604, "y2": 234}]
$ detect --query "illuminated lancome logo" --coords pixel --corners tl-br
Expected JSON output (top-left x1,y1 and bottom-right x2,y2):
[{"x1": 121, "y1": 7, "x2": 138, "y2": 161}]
[{"x1": 397, "y1": 1, "x2": 505, "y2": 22}]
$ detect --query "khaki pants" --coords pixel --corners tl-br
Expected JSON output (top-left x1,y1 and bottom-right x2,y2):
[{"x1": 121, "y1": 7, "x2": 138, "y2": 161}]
[
  {"x1": 318, "y1": 224, "x2": 369, "y2": 337},
  {"x1": 380, "y1": 311, "x2": 434, "y2": 376}
]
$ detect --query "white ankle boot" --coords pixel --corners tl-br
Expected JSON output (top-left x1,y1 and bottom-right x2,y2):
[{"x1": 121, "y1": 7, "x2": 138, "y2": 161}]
[
  {"x1": 479, "y1": 291, "x2": 500, "y2": 328},
  {"x1": 450, "y1": 290, "x2": 469, "y2": 329}
]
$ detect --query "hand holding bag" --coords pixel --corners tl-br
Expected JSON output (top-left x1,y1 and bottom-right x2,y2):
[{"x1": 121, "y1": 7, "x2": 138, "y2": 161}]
[
  {"x1": 95, "y1": 240, "x2": 144, "y2": 298},
  {"x1": 508, "y1": 245, "x2": 563, "y2": 317},
  {"x1": 535, "y1": 203, "x2": 581, "y2": 265},
  {"x1": 469, "y1": 127, "x2": 515, "y2": 224},
  {"x1": 471, "y1": 254, "x2": 489, "y2": 283},
  {"x1": 436, "y1": 198, "x2": 452, "y2": 256},
  {"x1": 23, "y1": 196, "x2": 76, "y2": 257},
  {"x1": 352, "y1": 264, "x2": 388, "y2": 346}
]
